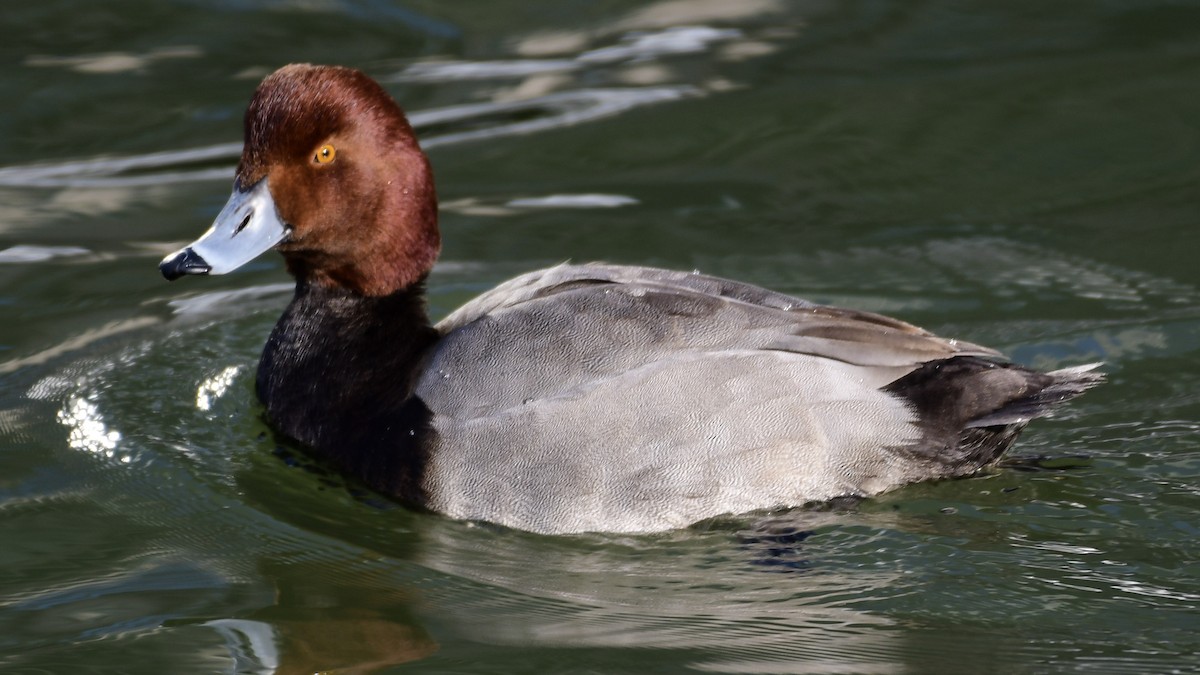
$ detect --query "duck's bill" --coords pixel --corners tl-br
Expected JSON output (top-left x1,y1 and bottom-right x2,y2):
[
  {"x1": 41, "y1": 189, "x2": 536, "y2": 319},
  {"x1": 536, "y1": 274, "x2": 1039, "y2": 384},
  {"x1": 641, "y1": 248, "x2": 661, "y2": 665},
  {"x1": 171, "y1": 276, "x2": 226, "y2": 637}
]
[{"x1": 159, "y1": 179, "x2": 289, "y2": 281}]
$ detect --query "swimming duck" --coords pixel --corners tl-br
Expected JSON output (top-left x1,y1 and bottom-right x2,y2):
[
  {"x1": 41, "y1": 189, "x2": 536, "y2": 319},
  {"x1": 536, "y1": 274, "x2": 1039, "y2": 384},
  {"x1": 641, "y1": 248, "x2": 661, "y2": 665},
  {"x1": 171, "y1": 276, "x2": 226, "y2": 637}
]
[{"x1": 160, "y1": 64, "x2": 1102, "y2": 534}]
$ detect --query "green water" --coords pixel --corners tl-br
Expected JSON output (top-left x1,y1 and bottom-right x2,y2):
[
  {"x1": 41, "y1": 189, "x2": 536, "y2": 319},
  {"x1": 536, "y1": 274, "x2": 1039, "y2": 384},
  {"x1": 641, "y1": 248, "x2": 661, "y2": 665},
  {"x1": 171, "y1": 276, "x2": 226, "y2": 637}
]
[{"x1": 2, "y1": 1, "x2": 1199, "y2": 672}]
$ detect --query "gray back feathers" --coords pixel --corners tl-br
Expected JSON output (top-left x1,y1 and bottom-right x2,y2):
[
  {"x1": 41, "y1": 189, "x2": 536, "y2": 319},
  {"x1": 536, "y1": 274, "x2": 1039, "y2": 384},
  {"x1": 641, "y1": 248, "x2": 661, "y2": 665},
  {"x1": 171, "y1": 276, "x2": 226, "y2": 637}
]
[{"x1": 411, "y1": 264, "x2": 1098, "y2": 534}]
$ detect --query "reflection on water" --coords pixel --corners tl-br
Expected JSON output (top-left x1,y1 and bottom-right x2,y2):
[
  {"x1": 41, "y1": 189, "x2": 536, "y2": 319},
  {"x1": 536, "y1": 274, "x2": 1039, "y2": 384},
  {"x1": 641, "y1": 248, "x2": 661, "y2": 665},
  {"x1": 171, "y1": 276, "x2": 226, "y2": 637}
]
[
  {"x1": 26, "y1": 45, "x2": 203, "y2": 74},
  {"x1": 0, "y1": 245, "x2": 91, "y2": 263},
  {"x1": 396, "y1": 517, "x2": 909, "y2": 674},
  {"x1": 195, "y1": 365, "x2": 242, "y2": 412},
  {"x1": 58, "y1": 396, "x2": 123, "y2": 458},
  {"x1": 0, "y1": 87, "x2": 701, "y2": 189},
  {"x1": 206, "y1": 556, "x2": 439, "y2": 675},
  {"x1": 0, "y1": 17, "x2": 785, "y2": 190},
  {"x1": 396, "y1": 25, "x2": 745, "y2": 82}
]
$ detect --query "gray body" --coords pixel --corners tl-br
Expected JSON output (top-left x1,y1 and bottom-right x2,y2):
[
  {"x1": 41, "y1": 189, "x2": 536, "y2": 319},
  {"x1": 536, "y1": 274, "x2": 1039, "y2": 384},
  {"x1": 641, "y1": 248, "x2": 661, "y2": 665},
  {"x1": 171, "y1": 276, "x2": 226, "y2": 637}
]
[{"x1": 411, "y1": 263, "x2": 1086, "y2": 534}]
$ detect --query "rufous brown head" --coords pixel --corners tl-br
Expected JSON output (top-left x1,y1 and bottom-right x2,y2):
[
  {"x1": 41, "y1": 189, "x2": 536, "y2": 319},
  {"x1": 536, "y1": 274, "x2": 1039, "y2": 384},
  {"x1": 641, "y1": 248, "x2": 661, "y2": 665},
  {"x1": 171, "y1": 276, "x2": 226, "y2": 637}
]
[{"x1": 160, "y1": 64, "x2": 440, "y2": 296}]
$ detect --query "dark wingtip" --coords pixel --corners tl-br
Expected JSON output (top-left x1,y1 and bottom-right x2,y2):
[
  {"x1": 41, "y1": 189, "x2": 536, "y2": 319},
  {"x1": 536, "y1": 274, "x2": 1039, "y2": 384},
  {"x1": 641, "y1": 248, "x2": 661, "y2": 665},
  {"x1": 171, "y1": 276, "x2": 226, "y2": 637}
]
[{"x1": 160, "y1": 247, "x2": 211, "y2": 281}]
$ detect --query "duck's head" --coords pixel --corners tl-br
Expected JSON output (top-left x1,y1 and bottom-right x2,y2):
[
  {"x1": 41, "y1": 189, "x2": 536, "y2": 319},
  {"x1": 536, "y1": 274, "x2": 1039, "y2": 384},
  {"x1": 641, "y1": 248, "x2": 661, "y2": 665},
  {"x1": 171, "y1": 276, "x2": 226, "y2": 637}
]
[{"x1": 160, "y1": 64, "x2": 439, "y2": 296}]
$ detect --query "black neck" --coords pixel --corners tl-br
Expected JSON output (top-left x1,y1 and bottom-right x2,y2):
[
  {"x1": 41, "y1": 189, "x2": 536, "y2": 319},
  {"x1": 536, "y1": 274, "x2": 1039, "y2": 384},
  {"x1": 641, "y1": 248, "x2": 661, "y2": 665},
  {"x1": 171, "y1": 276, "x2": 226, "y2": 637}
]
[{"x1": 256, "y1": 279, "x2": 440, "y2": 504}]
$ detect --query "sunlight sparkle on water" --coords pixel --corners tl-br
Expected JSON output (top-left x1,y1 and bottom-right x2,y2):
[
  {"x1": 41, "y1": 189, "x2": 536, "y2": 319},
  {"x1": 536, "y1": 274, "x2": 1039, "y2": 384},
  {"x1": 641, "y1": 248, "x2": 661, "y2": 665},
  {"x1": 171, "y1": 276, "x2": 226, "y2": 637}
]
[
  {"x1": 57, "y1": 396, "x2": 122, "y2": 457},
  {"x1": 196, "y1": 365, "x2": 242, "y2": 411}
]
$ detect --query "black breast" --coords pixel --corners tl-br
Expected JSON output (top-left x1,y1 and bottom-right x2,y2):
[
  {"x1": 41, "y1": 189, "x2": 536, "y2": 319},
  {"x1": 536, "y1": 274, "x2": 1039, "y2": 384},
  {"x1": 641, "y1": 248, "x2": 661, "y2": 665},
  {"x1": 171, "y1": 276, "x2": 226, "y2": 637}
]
[{"x1": 256, "y1": 280, "x2": 440, "y2": 504}]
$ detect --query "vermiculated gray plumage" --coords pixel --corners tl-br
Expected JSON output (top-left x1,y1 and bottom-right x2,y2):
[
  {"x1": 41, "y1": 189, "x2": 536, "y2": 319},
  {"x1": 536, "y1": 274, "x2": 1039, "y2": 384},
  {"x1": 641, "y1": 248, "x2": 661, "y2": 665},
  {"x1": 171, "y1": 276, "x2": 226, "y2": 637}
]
[{"x1": 402, "y1": 264, "x2": 1101, "y2": 533}]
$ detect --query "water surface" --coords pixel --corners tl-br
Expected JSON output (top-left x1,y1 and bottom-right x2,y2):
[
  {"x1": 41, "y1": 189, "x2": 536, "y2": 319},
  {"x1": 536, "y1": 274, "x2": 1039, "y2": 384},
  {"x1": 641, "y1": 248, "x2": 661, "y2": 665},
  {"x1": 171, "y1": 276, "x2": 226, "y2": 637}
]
[{"x1": 2, "y1": 1, "x2": 1199, "y2": 672}]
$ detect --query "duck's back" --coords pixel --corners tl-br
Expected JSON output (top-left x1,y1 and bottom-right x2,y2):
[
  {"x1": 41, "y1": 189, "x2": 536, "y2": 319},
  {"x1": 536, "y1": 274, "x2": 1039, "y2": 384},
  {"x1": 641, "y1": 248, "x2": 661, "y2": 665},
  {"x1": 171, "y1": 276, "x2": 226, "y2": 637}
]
[{"x1": 414, "y1": 264, "x2": 1093, "y2": 534}]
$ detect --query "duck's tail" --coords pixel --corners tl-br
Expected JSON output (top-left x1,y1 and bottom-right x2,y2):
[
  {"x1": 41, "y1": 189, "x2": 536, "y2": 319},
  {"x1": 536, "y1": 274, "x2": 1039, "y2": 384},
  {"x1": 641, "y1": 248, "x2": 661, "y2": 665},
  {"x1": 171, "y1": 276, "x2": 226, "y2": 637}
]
[
  {"x1": 965, "y1": 362, "x2": 1105, "y2": 428},
  {"x1": 885, "y1": 357, "x2": 1105, "y2": 475}
]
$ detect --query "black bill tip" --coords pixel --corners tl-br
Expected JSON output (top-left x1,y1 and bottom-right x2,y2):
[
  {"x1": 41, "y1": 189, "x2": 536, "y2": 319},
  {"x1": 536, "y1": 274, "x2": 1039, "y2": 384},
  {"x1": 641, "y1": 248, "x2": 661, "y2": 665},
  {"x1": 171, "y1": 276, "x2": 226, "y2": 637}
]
[{"x1": 160, "y1": 247, "x2": 212, "y2": 281}]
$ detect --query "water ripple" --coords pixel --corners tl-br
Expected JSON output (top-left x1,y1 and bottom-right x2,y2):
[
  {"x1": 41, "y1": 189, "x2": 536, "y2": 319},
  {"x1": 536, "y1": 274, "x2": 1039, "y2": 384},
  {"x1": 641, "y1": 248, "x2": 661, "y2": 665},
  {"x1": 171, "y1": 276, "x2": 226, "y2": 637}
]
[{"x1": 0, "y1": 87, "x2": 697, "y2": 189}]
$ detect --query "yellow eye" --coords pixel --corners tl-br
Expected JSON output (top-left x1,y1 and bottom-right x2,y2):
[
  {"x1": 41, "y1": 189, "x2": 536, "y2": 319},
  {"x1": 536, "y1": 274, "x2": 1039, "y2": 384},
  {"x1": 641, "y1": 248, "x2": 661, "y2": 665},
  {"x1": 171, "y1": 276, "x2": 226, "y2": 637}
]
[{"x1": 314, "y1": 144, "x2": 336, "y2": 164}]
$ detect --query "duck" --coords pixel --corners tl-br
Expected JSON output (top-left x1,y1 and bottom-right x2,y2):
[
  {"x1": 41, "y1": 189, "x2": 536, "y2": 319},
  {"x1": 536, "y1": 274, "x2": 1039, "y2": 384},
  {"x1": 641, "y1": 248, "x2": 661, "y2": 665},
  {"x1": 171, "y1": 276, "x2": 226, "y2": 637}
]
[{"x1": 160, "y1": 64, "x2": 1103, "y2": 535}]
